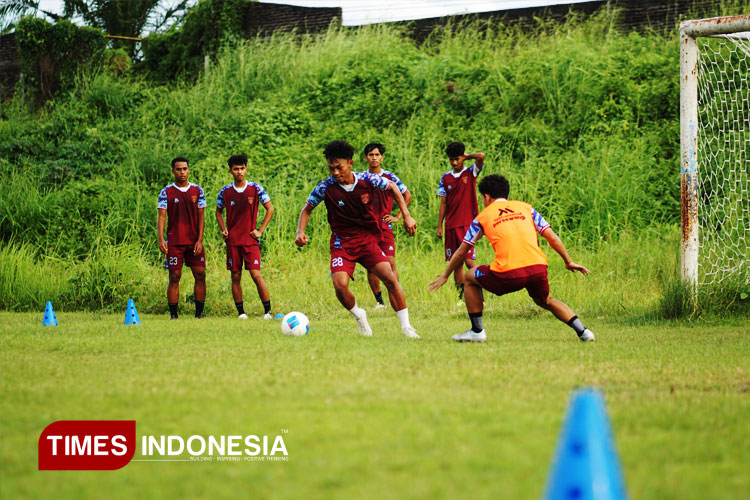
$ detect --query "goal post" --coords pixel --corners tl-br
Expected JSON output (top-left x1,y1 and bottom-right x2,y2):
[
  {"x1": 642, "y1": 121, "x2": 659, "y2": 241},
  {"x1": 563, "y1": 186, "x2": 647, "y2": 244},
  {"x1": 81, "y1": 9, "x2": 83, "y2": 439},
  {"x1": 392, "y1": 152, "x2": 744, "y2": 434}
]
[{"x1": 679, "y1": 15, "x2": 750, "y2": 293}]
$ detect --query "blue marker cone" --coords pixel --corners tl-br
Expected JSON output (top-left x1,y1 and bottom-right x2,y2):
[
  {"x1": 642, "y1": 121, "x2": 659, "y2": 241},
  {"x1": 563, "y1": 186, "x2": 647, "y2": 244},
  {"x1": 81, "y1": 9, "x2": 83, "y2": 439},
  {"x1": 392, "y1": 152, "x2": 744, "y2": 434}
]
[
  {"x1": 544, "y1": 388, "x2": 628, "y2": 500},
  {"x1": 124, "y1": 298, "x2": 141, "y2": 325},
  {"x1": 274, "y1": 313, "x2": 284, "y2": 319},
  {"x1": 42, "y1": 301, "x2": 58, "y2": 327}
]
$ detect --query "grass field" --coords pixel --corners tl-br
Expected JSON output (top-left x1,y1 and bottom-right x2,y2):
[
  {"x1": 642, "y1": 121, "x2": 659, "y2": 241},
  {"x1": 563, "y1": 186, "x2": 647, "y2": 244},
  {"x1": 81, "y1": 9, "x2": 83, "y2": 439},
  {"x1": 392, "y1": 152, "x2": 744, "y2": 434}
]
[{"x1": 2, "y1": 311, "x2": 749, "y2": 499}]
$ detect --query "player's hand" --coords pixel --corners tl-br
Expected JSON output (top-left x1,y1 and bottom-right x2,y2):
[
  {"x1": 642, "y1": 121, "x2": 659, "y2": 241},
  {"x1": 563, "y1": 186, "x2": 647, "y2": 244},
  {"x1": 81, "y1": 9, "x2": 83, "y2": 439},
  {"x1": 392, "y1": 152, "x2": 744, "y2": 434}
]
[
  {"x1": 193, "y1": 241, "x2": 204, "y2": 255},
  {"x1": 436, "y1": 227, "x2": 442, "y2": 239},
  {"x1": 383, "y1": 215, "x2": 398, "y2": 224},
  {"x1": 402, "y1": 215, "x2": 416, "y2": 236},
  {"x1": 295, "y1": 232, "x2": 309, "y2": 247},
  {"x1": 221, "y1": 228, "x2": 229, "y2": 239},
  {"x1": 566, "y1": 261, "x2": 590, "y2": 275},
  {"x1": 428, "y1": 273, "x2": 449, "y2": 291},
  {"x1": 158, "y1": 240, "x2": 168, "y2": 254},
  {"x1": 250, "y1": 229, "x2": 262, "y2": 240}
]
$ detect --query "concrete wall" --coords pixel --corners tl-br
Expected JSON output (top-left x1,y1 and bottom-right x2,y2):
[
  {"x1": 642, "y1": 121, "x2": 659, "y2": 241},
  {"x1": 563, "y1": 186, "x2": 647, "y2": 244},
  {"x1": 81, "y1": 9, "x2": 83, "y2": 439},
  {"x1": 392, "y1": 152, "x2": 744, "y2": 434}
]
[
  {"x1": 396, "y1": 0, "x2": 724, "y2": 41},
  {"x1": 243, "y1": 2, "x2": 341, "y2": 36},
  {"x1": 0, "y1": 33, "x2": 20, "y2": 98}
]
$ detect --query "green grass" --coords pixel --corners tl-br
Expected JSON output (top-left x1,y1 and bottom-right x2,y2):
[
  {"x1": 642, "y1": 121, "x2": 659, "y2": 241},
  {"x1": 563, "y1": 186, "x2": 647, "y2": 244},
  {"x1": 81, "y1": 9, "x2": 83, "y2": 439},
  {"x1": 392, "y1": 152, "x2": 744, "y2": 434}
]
[{"x1": 1, "y1": 311, "x2": 749, "y2": 499}]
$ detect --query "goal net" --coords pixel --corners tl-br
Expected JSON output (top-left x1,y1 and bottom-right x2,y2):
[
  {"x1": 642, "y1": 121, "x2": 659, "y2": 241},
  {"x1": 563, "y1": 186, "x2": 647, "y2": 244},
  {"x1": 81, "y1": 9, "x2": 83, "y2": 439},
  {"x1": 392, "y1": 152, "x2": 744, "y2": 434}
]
[{"x1": 680, "y1": 16, "x2": 750, "y2": 292}]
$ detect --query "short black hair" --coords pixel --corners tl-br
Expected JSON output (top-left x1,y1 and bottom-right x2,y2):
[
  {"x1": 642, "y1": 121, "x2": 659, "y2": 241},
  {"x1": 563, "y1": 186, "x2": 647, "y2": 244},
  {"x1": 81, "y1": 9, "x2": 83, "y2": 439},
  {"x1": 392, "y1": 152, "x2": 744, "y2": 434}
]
[
  {"x1": 324, "y1": 140, "x2": 354, "y2": 160},
  {"x1": 227, "y1": 154, "x2": 248, "y2": 168},
  {"x1": 363, "y1": 142, "x2": 385, "y2": 156},
  {"x1": 445, "y1": 142, "x2": 465, "y2": 157},
  {"x1": 171, "y1": 157, "x2": 189, "y2": 168},
  {"x1": 478, "y1": 174, "x2": 510, "y2": 199}
]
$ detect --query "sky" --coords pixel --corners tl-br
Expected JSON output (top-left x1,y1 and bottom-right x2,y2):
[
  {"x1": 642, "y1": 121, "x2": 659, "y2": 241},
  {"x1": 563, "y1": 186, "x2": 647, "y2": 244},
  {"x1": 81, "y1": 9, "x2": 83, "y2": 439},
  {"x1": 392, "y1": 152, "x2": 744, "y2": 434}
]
[{"x1": 36, "y1": 0, "x2": 595, "y2": 27}]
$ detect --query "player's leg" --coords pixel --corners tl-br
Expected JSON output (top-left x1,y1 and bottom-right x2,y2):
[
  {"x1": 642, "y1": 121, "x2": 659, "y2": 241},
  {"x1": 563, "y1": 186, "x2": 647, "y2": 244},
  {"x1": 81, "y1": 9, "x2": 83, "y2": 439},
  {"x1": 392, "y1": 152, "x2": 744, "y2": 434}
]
[
  {"x1": 451, "y1": 266, "x2": 487, "y2": 342},
  {"x1": 190, "y1": 266, "x2": 206, "y2": 318},
  {"x1": 366, "y1": 270, "x2": 384, "y2": 308},
  {"x1": 167, "y1": 268, "x2": 182, "y2": 319},
  {"x1": 528, "y1": 275, "x2": 595, "y2": 342},
  {"x1": 332, "y1": 270, "x2": 372, "y2": 336},
  {"x1": 331, "y1": 251, "x2": 372, "y2": 336},
  {"x1": 249, "y1": 270, "x2": 272, "y2": 319},
  {"x1": 231, "y1": 271, "x2": 246, "y2": 318},
  {"x1": 245, "y1": 245, "x2": 271, "y2": 318},
  {"x1": 368, "y1": 261, "x2": 418, "y2": 338}
]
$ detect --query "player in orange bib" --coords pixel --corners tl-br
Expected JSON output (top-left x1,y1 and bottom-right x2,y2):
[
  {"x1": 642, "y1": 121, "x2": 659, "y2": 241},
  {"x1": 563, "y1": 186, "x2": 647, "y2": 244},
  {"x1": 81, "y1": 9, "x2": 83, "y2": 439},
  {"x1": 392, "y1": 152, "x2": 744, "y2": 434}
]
[{"x1": 429, "y1": 174, "x2": 595, "y2": 343}]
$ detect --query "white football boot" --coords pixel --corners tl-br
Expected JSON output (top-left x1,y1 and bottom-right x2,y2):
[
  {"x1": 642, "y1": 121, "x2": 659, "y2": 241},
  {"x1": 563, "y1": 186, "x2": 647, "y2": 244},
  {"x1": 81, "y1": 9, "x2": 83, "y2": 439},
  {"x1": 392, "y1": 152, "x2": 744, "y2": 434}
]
[
  {"x1": 579, "y1": 329, "x2": 595, "y2": 342},
  {"x1": 402, "y1": 326, "x2": 420, "y2": 339},
  {"x1": 452, "y1": 329, "x2": 487, "y2": 343},
  {"x1": 355, "y1": 312, "x2": 373, "y2": 337},
  {"x1": 374, "y1": 303, "x2": 386, "y2": 310},
  {"x1": 238, "y1": 313, "x2": 248, "y2": 320},
  {"x1": 263, "y1": 313, "x2": 273, "y2": 320}
]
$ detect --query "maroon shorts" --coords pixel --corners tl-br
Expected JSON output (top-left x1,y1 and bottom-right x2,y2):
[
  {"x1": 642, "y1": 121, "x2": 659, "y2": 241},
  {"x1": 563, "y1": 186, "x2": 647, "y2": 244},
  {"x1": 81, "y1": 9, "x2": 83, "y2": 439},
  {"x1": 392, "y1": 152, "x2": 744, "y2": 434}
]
[
  {"x1": 379, "y1": 229, "x2": 396, "y2": 257},
  {"x1": 166, "y1": 245, "x2": 206, "y2": 270},
  {"x1": 226, "y1": 245, "x2": 261, "y2": 272},
  {"x1": 445, "y1": 225, "x2": 475, "y2": 261},
  {"x1": 330, "y1": 236, "x2": 388, "y2": 277},
  {"x1": 473, "y1": 264, "x2": 550, "y2": 302}
]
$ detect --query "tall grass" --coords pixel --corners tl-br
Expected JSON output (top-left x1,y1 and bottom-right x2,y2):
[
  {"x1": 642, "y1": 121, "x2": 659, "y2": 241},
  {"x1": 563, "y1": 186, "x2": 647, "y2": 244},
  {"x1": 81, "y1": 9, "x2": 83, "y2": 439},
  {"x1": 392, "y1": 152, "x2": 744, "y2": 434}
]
[{"x1": 0, "y1": 9, "x2": 747, "y2": 315}]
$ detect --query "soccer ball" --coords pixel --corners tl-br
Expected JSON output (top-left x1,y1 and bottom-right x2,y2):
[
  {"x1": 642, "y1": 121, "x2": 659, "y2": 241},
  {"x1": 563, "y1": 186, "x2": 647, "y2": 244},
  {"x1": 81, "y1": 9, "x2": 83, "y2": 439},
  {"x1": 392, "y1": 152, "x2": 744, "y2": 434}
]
[{"x1": 280, "y1": 312, "x2": 309, "y2": 337}]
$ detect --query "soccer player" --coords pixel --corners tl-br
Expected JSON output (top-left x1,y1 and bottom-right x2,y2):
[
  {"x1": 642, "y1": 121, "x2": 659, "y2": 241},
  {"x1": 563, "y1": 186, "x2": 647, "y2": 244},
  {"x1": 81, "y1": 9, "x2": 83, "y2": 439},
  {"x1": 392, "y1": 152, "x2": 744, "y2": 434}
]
[
  {"x1": 360, "y1": 142, "x2": 412, "y2": 309},
  {"x1": 157, "y1": 157, "x2": 207, "y2": 319},
  {"x1": 436, "y1": 141, "x2": 485, "y2": 304},
  {"x1": 429, "y1": 174, "x2": 595, "y2": 343},
  {"x1": 295, "y1": 140, "x2": 420, "y2": 338},
  {"x1": 215, "y1": 154, "x2": 275, "y2": 319}
]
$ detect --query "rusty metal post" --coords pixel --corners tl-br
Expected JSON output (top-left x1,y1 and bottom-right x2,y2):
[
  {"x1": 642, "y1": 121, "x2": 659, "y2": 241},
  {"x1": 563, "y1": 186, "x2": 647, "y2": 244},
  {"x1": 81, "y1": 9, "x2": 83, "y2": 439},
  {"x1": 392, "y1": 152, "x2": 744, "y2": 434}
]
[{"x1": 679, "y1": 26, "x2": 699, "y2": 291}]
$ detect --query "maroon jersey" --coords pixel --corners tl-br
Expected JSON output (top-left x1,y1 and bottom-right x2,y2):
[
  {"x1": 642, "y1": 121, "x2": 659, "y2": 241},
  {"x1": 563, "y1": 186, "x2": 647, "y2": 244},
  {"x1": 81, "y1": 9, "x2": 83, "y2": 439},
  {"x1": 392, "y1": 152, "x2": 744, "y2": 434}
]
[
  {"x1": 157, "y1": 183, "x2": 206, "y2": 245},
  {"x1": 365, "y1": 169, "x2": 408, "y2": 234},
  {"x1": 437, "y1": 163, "x2": 483, "y2": 229},
  {"x1": 216, "y1": 182, "x2": 270, "y2": 246},
  {"x1": 306, "y1": 172, "x2": 390, "y2": 242}
]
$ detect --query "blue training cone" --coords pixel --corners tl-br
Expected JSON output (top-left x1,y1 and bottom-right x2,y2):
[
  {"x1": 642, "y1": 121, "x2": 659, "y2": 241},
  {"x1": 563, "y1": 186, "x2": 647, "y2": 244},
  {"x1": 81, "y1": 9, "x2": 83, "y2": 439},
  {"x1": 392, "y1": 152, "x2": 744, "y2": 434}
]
[
  {"x1": 124, "y1": 298, "x2": 141, "y2": 325},
  {"x1": 274, "y1": 313, "x2": 284, "y2": 319},
  {"x1": 544, "y1": 388, "x2": 628, "y2": 500},
  {"x1": 42, "y1": 301, "x2": 58, "y2": 327}
]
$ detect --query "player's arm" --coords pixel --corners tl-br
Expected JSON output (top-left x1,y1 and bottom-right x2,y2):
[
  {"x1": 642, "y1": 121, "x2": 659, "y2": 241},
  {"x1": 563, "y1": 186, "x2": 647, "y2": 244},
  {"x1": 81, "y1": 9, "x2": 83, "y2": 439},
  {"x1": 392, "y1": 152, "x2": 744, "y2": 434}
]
[
  {"x1": 541, "y1": 228, "x2": 589, "y2": 275},
  {"x1": 194, "y1": 207, "x2": 205, "y2": 255},
  {"x1": 251, "y1": 201, "x2": 274, "y2": 239},
  {"x1": 215, "y1": 207, "x2": 229, "y2": 240},
  {"x1": 295, "y1": 203, "x2": 315, "y2": 247},
  {"x1": 386, "y1": 189, "x2": 412, "y2": 223},
  {"x1": 388, "y1": 181, "x2": 416, "y2": 236},
  {"x1": 465, "y1": 152, "x2": 485, "y2": 173},
  {"x1": 437, "y1": 196, "x2": 446, "y2": 239},
  {"x1": 429, "y1": 242, "x2": 472, "y2": 291},
  {"x1": 157, "y1": 209, "x2": 168, "y2": 254}
]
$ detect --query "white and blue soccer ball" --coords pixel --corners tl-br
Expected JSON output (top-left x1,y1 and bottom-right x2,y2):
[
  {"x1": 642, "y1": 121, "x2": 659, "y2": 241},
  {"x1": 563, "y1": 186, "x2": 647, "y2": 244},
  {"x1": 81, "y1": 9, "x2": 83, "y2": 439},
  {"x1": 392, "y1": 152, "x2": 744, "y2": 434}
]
[{"x1": 281, "y1": 312, "x2": 309, "y2": 337}]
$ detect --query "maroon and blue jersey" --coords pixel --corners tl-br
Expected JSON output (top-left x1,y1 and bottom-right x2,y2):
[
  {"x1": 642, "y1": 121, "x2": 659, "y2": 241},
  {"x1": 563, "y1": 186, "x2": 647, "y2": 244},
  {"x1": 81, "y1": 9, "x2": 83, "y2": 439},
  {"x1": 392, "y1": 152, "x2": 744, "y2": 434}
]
[
  {"x1": 157, "y1": 183, "x2": 206, "y2": 245},
  {"x1": 437, "y1": 162, "x2": 483, "y2": 229},
  {"x1": 360, "y1": 169, "x2": 408, "y2": 234},
  {"x1": 216, "y1": 181, "x2": 270, "y2": 246},
  {"x1": 306, "y1": 172, "x2": 390, "y2": 245}
]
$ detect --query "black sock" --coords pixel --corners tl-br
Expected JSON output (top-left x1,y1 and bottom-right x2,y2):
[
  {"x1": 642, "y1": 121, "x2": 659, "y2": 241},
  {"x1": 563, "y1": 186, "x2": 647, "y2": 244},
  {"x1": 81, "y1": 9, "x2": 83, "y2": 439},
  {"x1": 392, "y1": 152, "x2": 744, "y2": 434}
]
[
  {"x1": 566, "y1": 316, "x2": 586, "y2": 336},
  {"x1": 456, "y1": 283, "x2": 465, "y2": 300},
  {"x1": 262, "y1": 300, "x2": 271, "y2": 314},
  {"x1": 469, "y1": 312, "x2": 483, "y2": 333},
  {"x1": 235, "y1": 302, "x2": 245, "y2": 315},
  {"x1": 168, "y1": 303, "x2": 178, "y2": 318},
  {"x1": 195, "y1": 301, "x2": 205, "y2": 318},
  {"x1": 374, "y1": 291, "x2": 384, "y2": 305}
]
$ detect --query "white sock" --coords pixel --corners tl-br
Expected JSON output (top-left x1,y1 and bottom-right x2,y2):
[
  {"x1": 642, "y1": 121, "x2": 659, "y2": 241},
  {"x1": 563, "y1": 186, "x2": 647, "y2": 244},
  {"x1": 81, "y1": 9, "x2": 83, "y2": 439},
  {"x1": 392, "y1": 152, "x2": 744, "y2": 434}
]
[
  {"x1": 349, "y1": 304, "x2": 366, "y2": 320},
  {"x1": 395, "y1": 308, "x2": 411, "y2": 329}
]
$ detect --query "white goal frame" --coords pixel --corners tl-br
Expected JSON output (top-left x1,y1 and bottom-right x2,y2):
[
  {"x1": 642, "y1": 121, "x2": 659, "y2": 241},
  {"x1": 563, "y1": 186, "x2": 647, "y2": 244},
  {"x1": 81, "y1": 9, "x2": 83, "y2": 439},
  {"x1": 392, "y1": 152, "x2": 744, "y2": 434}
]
[{"x1": 679, "y1": 15, "x2": 750, "y2": 289}]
